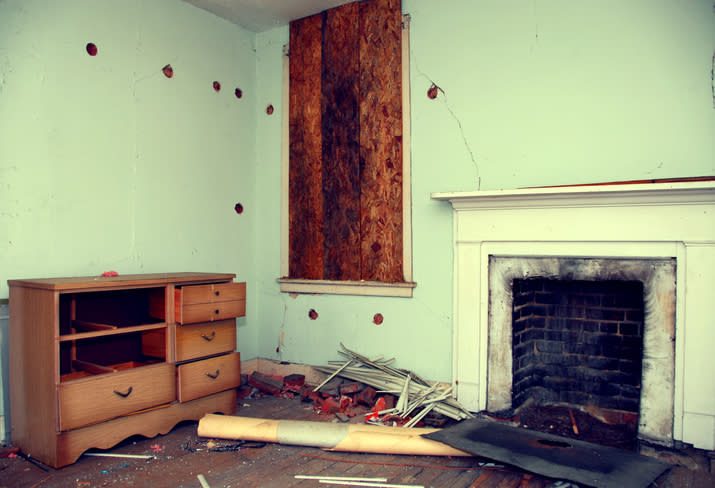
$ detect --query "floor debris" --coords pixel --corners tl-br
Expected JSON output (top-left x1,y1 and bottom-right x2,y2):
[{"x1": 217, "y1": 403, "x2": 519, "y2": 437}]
[
  {"x1": 83, "y1": 452, "x2": 155, "y2": 460},
  {"x1": 294, "y1": 475, "x2": 388, "y2": 481},
  {"x1": 2, "y1": 395, "x2": 710, "y2": 487},
  {"x1": 423, "y1": 417, "x2": 671, "y2": 488},
  {"x1": 197, "y1": 473, "x2": 211, "y2": 488},
  {"x1": 318, "y1": 481, "x2": 423, "y2": 488},
  {"x1": 197, "y1": 414, "x2": 472, "y2": 457},
  {"x1": 312, "y1": 344, "x2": 473, "y2": 425}
]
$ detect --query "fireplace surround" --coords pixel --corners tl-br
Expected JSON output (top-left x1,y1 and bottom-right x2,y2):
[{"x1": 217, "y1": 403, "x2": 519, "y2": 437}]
[{"x1": 432, "y1": 180, "x2": 715, "y2": 450}]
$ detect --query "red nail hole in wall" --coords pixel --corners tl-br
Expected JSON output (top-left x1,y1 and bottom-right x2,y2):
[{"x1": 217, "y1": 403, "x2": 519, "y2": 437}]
[
  {"x1": 162, "y1": 64, "x2": 174, "y2": 78},
  {"x1": 308, "y1": 309, "x2": 319, "y2": 320},
  {"x1": 235, "y1": 88, "x2": 243, "y2": 99},
  {"x1": 213, "y1": 81, "x2": 221, "y2": 92},
  {"x1": 266, "y1": 104, "x2": 274, "y2": 115},
  {"x1": 234, "y1": 203, "x2": 244, "y2": 214},
  {"x1": 427, "y1": 83, "x2": 439, "y2": 99},
  {"x1": 86, "y1": 43, "x2": 98, "y2": 56},
  {"x1": 373, "y1": 313, "x2": 384, "y2": 325}
]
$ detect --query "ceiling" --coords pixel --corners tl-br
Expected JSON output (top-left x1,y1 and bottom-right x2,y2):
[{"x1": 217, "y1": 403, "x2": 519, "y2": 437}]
[{"x1": 182, "y1": 0, "x2": 355, "y2": 32}]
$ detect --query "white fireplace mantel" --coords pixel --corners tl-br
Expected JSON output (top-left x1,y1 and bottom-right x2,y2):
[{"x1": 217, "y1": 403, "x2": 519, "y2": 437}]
[{"x1": 432, "y1": 181, "x2": 715, "y2": 450}]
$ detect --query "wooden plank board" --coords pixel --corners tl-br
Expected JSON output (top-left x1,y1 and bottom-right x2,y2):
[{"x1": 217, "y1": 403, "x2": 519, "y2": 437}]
[
  {"x1": 289, "y1": 12, "x2": 324, "y2": 279},
  {"x1": 358, "y1": 0, "x2": 403, "y2": 282},
  {"x1": 288, "y1": 0, "x2": 404, "y2": 283},
  {"x1": 321, "y1": 2, "x2": 362, "y2": 281}
]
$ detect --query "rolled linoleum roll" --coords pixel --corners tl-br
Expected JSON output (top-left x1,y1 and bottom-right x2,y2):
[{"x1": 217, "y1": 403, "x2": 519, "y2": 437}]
[{"x1": 197, "y1": 414, "x2": 472, "y2": 457}]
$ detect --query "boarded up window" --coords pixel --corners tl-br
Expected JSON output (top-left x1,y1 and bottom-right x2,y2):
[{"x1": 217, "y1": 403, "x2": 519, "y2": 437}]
[{"x1": 289, "y1": 0, "x2": 403, "y2": 283}]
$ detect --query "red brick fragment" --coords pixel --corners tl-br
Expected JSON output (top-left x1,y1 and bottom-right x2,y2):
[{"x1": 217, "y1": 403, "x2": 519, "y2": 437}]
[
  {"x1": 374, "y1": 396, "x2": 387, "y2": 412},
  {"x1": 300, "y1": 385, "x2": 322, "y2": 407},
  {"x1": 320, "y1": 396, "x2": 341, "y2": 415},
  {"x1": 248, "y1": 371, "x2": 283, "y2": 396},
  {"x1": 382, "y1": 395, "x2": 396, "y2": 410},
  {"x1": 0, "y1": 446, "x2": 19, "y2": 458},
  {"x1": 356, "y1": 386, "x2": 377, "y2": 406},
  {"x1": 236, "y1": 384, "x2": 253, "y2": 399},
  {"x1": 318, "y1": 377, "x2": 343, "y2": 397},
  {"x1": 339, "y1": 381, "x2": 363, "y2": 395},
  {"x1": 283, "y1": 373, "x2": 305, "y2": 391},
  {"x1": 339, "y1": 395, "x2": 352, "y2": 411}
]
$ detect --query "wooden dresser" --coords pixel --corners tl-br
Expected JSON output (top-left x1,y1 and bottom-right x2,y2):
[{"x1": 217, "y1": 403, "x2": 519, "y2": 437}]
[{"x1": 8, "y1": 272, "x2": 245, "y2": 467}]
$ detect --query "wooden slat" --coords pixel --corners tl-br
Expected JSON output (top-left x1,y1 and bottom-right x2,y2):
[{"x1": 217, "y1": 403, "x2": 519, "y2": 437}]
[
  {"x1": 289, "y1": 13, "x2": 324, "y2": 279},
  {"x1": 72, "y1": 320, "x2": 118, "y2": 332},
  {"x1": 321, "y1": 2, "x2": 362, "y2": 281},
  {"x1": 58, "y1": 322, "x2": 167, "y2": 342},
  {"x1": 359, "y1": 0, "x2": 403, "y2": 282},
  {"x1": 289, "y1": 0, "x2": 404, "y2": 284}
]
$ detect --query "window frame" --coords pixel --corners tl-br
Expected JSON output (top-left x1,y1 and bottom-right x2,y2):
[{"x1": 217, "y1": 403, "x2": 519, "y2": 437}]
[{"x1": 278, "y1": 14, "x2": 414, "y2": 298}]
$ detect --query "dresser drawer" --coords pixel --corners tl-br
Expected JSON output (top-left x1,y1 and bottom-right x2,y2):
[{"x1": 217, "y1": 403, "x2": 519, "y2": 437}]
[
  {"x1": 58, "y1": 363, "x2": 175, "y2": 431},
  {"x1": 176, "y1": 319, "x2": 236, "y2": 362},
  {"x1": 175, "y1": 282, "x2": 246, "y2": 324},
  {"x1": 177, "y1": 352, "x2": 241, "y2": 403}
]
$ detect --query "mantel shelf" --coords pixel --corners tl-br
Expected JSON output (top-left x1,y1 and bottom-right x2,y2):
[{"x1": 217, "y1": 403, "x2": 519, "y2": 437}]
[{"x1": 431, "y1": 180, "x2": 715, "y2": 210}]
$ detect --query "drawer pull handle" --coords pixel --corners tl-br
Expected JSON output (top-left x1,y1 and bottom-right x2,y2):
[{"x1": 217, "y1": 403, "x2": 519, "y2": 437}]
[
  {"x1": 114, "y1": 386, "x2": 133, "y2": 398},
  {"x1": 215, "y1": 290, "x2": 220, "y2": 296},
  {"x1": 201, "y1": 331, "x2": 216, "y2": 341},
  {"x1": 206, "y1": 370, "x2": 220, "y2": 379},
  {"x1": 214, "y1": 309, "x2": 220, "y2": 315}
]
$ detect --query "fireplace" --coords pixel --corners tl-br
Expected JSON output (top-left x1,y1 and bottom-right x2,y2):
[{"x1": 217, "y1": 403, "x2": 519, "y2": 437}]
[
  {"x1": 488, "y1": 255, "x2": 675, "y2": 445},
  {"x1": 511, "y1": 277, "x2": 646, "y2": 415},
  {"x1": 432, "y1": 180, "x2": 715, "y2": 450}
]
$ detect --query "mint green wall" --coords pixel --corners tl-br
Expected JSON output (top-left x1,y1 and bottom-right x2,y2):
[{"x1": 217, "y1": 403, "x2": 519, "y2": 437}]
[
  {"x1": 1, "y1": 0, "x2": 713, "y2": 416},
  {"x1": 0, "y1": 0, "x2": 259, "y2": 434},
  {"x1": 252, "y1": 0, "x2": 714, "y2": 382},
  {"x1": 407, "y1": 0, "x2": 714, "y2": 192},
  {"x1": 0, "y1": 0, "x2": 258, "y2": 301}
]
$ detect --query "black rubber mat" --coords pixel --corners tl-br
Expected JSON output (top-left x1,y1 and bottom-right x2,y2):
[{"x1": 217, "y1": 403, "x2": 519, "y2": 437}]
[{"x1": 423, "y1": 418, "x2": 669, "y2": 488}]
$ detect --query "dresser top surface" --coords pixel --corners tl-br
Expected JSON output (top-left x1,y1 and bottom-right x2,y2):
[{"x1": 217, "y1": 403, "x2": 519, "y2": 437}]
[{"x1": 8, "y1": 272, "x2": 237, "y2": 291}]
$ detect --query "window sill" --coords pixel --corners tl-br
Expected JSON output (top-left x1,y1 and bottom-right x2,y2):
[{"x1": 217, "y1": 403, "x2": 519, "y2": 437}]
[{"x1": 277, "y1": 278, "x2": 416, "y2": 298}]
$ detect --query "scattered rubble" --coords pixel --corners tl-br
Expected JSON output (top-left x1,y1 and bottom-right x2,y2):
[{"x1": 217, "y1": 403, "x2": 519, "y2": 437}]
[{"x1": 243, "y1": 345, "x2": 473, "y2": 428}]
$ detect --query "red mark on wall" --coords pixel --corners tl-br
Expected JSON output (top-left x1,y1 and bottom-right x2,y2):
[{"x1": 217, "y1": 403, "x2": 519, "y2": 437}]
[
  {"x1": 235, "y1": 88, "x2": 243, "y2": 99},
  {"x1": 427, "y1": 83, "x2": 439, "y2": 99},
  {"x1": 266, "y1": 104, "x2": 274, "y2": 115},
  {"x1": 162, "y1": 64, "x2": 174, "y2": 78},
  {"x1": 213, "y1": 81, "x2": 221, "y2": 92},
  {"x1": 234, "y1": 203, "x2": 244, "y2": 214},
  {"x1": 86, "y1": 43, "x2": 98, "y2": 56},
  {"x1": 373, "y1": 313, "x2": 383, "y2": 325},
  {"x1": 308, "y1": 309, "x2": 319, "y2": 320}
]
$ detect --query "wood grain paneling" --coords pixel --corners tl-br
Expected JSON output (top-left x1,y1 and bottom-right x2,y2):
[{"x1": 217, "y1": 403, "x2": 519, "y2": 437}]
[
  {"x1": 321, "y1": 3, "x2": 362, "y2": 281},
  {"x1": 359, "y1": 0, "x2": 403, "y2": 282},
  {"x1": 289, "y1": 13, "x2": 324, "y2": 279},
  {"x1": 289, "y1": 0, "x2": 403, "y2": 283}
]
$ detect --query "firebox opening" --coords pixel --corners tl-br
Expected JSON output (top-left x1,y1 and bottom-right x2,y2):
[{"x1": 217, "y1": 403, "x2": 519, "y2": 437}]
[{"x1": 511, "y1": 278, "x2": 645, "y2": 449}]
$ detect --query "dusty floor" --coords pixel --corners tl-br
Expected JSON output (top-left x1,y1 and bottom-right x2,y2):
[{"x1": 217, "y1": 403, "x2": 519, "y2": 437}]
[{"x1": 1, "y1": 396, "x2": 713, "y2": 488}]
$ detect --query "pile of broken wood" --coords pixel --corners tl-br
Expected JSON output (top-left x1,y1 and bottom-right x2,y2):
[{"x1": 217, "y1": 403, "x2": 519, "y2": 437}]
[{"x1": 244, "y1": 344, "x2": 473, "y2": 428}]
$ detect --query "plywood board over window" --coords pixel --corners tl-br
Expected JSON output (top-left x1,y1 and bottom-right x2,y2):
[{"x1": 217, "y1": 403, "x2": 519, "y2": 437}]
[{"x1": 279, "y1": 0, "x2": 415, "y2": 297}]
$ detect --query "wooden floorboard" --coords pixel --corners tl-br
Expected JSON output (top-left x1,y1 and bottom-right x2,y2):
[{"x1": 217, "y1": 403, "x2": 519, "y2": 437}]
[{"x1": 1, "y1": 395, "x2": 713, "y2": 487}]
